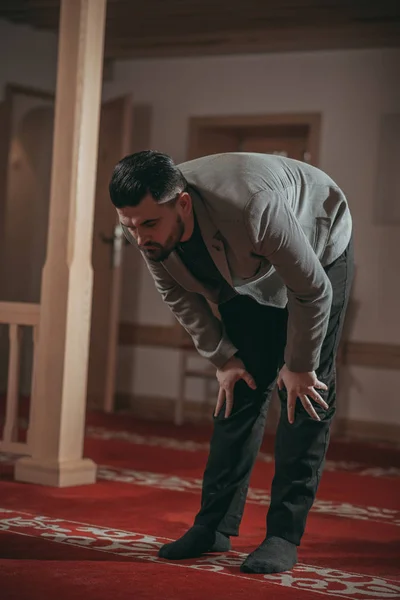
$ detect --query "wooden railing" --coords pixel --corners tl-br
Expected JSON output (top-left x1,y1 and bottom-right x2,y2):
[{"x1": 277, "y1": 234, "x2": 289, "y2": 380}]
[{"x1": 0, "y1": 302, "x2": 40, "y2": 454}]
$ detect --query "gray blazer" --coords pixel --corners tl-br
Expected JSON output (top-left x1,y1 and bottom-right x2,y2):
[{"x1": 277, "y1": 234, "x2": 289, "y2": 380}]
[{"x1": 124, "y1": 153, "x2": 352, "y2": 372}]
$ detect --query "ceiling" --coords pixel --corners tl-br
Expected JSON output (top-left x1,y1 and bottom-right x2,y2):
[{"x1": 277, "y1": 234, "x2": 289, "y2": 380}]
[{"x1": 0, "y1": 0, "x2": 399, "y2": 60}]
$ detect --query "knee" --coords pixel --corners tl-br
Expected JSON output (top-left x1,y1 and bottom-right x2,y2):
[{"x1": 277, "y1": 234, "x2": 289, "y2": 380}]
[{"x1": 277, "y1": 387, "x2": 336, "y2": 424}]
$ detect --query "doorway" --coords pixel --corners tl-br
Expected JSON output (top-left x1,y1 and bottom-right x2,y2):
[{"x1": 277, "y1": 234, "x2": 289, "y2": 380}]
[{"x1": 187, "y1": 113, "x2": 321, "y2": 164}]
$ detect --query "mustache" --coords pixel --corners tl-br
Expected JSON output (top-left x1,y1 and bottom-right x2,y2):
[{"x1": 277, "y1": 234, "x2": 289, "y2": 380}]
[{"x1": 140, "y1": 243, "x2": 163, "y2": 250}]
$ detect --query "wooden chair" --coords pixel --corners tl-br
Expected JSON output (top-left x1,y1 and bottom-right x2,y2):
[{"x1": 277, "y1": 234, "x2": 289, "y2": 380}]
[{"x1": 175, "y1": 338, "x2": 216, "y2": 426}]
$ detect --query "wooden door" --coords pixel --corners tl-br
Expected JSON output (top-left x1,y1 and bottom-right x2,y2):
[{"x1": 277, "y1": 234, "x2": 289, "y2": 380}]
[
  {"x1": 240, "y1": 133, "x2": 308, "y2": 160},
  {"x1": 188, "y1": 115, "x2": 320, "y2": 165},
  {"x1": 87, "y1": 95, "x2": 132, "y2": 412}
]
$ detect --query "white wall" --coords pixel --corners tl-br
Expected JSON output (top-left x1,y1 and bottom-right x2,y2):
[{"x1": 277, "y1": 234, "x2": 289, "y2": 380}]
[{"x1": 105, "y1": 48, "x2": 400, "y2": 426}]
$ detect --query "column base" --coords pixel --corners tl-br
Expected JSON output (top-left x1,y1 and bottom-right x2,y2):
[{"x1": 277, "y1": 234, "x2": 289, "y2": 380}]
[{"x1": 14, "y1": 457, "x2": 97, "y2": 487}]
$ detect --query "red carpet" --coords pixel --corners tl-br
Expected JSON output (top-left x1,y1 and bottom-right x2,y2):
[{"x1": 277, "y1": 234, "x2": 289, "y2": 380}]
[{"x1": 1, "y1": 410, "x2": 400, "y2": 599}]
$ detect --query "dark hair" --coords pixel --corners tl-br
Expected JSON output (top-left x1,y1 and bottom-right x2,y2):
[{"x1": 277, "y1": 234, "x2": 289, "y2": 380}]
[{"x1": 109, "y1": 150, "x2": 187, "y2": 208}]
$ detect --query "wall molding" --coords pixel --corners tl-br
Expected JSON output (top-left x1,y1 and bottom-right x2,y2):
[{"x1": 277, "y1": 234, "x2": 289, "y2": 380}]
[
  {"x1": 115, "y1": 393, "x2": 214, "y2": 424},
  {"x1": 115, "y1": 393, "x2": 400, "y2": 445},
  {"x1": 119, "y1": 322, "x2": 400, "y2": 370},
  {"x1": 118, "y1": 323, "x2": 187, "y2": 348},
  {"x1": 333, "y1": 418, "x2": 400, "y2": 445},
  {"x1": 115, "y1": 393, "x2": 281, "y2": 432},
  {"x1": 339, "y1": 341, "x2": 400, "y2": 370}
]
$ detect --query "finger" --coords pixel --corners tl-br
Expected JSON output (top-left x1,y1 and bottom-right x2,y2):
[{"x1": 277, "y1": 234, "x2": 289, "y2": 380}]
[
  {"x1": 277, "y1": 375, "x2": 283, "y2": 391},
  {"x1": 214, "y1": 387, "x2": 225, "y2": 417},
  {"x1": 308, "y1": 388, "x2": 329, "y2": 410},
  {"x1": 315, "y1": 378, "x2": 328, "y2": 391},
  {"x1": 242, "y1": 371, "x2": 257, "y2": 390},
  {"x1": 225, "y1": 388, "x2": 234, "y2": 418},
  {"x1": 300, "y1": 394, "x2": 320, "y2": 421},
  {"x1": 287, "y1": 390, "x2": 297, "y2": 424}
]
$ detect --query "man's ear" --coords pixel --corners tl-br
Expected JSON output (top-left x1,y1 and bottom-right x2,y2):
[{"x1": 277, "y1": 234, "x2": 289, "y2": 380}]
[{"x1": 178, "y1": 191, "x2": 192, "y2": 215}]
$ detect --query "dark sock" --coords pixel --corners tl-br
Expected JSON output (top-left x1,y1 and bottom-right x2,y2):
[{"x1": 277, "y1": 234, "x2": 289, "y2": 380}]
[
  {"x1": 240, "y1": 536, "x2": 297, "y2": 574},
  {"x1": 158, "y1": 525, "x2": 216, "y2": 560},
  {"x1": 210, "y1": 531, "x2": 231, "y2": 552}
]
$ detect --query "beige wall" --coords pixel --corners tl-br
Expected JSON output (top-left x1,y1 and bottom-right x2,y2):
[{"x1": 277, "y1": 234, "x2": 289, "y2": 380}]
[
  {"x1": 0, "y1": 20, "x2": 57, "y2": 100},
  {"x1": 104, "y1": 48, "x2": 400, "y2": 425}
]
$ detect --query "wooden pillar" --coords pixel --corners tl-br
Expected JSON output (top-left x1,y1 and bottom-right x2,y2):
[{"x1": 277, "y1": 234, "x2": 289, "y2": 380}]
[{"x1": 15, "y1": 0, "x2": 107, "y2": 486}]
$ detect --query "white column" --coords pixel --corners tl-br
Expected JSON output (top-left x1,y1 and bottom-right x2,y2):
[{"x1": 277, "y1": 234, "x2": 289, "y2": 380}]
[{"x1": 15, "y1": 0, "x2": 107, "y2": 486}]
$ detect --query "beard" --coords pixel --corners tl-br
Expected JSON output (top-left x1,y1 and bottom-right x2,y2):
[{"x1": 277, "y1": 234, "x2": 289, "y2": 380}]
[{"x1": 140, "y1": 215, "x2": 185, "y2": 262}]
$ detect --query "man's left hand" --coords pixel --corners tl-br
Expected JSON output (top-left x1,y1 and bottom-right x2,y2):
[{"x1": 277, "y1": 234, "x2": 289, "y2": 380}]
[{"x1": 277, "y1": 364, "x2": 329, "y2": 424}]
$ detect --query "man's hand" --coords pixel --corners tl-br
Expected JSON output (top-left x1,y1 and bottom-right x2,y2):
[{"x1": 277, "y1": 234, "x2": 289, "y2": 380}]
[
  {"x1": 215, "y1": 356, "x2": 257, "y2": 418},
  {"x1": 277, "y1": 364, "x2": 329, "y2": 424}
]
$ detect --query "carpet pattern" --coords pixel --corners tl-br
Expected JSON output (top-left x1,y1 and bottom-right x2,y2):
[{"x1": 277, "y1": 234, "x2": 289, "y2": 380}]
[{"x1": 1, "y1": 411, "x2": 399, "y2": 599}]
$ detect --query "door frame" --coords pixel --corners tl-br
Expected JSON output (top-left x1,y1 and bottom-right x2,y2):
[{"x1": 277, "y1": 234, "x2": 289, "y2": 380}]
[
  {"x1": 187, "y1": 112, "x2": 321, "y2": 166},
  {"x1": 102, "y1": 95, "x2": 133, "y2": 412}
]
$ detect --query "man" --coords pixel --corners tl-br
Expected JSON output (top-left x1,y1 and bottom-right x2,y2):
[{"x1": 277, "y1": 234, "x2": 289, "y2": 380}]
[{"x1": 109, "y1": 150, "x2": 353, "y2": 574}]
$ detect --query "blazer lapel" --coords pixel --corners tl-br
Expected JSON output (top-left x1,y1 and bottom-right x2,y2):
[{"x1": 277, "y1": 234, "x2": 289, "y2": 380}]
[
  {"x1": 190, "y1": 188, "x2": 233, "y2": 286},
  {"x1": 161, "y1": 187, "x2": 233, "y2": 293}
]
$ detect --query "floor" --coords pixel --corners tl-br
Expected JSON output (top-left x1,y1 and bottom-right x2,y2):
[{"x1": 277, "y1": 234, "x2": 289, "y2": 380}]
[{"x1": 0, "y1": 409, "x2": 399, "y2": 599}]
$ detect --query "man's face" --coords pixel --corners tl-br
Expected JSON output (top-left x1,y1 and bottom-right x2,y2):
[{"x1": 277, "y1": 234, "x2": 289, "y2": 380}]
[{"x1": 117, "y1": 194, "x2": 186, "y2": 262}]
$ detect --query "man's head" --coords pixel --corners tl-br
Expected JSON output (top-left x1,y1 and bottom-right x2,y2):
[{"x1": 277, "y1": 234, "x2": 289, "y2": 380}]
[{"x1": 109, "y1": 150, "x2": 193, "y2": 261}]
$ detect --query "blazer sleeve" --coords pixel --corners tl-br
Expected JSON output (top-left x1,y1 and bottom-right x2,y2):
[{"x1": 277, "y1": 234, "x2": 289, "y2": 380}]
[
  {"x1": 121, "y1": 226, "x2": 237, "y2": 367},
  {"x1": 244, "y1": 190, "x2": 332, "y2": 372},
  {"x1": 141, "y1": 255, "x2": 238, "y2": 368}
]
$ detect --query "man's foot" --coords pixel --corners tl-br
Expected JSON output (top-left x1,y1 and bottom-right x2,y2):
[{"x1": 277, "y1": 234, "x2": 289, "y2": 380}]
[
  {"x1": 210, "y1": 531, "x2": 231, "y2": 552},
  {"x1": 158, "y1": 525, "x2": 221, "y2": 560},
  {"x1": 240, "y1": 536, "x2": 297, "y2": 574}
]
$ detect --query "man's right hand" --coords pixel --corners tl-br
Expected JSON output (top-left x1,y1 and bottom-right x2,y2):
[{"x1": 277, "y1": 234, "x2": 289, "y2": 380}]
[{"x1": 215, "y1": 356, "x2": 257, "y2": 418}]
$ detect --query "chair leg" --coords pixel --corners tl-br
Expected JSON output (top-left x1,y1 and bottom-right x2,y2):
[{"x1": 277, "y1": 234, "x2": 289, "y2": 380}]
[
  {"x1": 175, "y1": 350, "x2": 186, "y2": 426},
  {"x1": 204, "y1": 377, "x2": 214, "y2": 421}
]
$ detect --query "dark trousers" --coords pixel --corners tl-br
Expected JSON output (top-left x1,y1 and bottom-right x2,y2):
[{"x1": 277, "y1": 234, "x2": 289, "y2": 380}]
[{"x1": 194, "y1": 239, "x2": 354, "y2": 546}]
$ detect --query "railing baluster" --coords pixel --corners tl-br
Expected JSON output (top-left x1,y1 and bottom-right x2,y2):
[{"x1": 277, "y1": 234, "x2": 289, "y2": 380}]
[
  {"x1": 26, "y1": 323, "x2": 39, "y2": 450},
  {"x1": 3, "y1": 324, "x2": 22, "y2": 443},
  {"x1": 0, "y1": 303, "x2": 40, "y2": 454}
]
